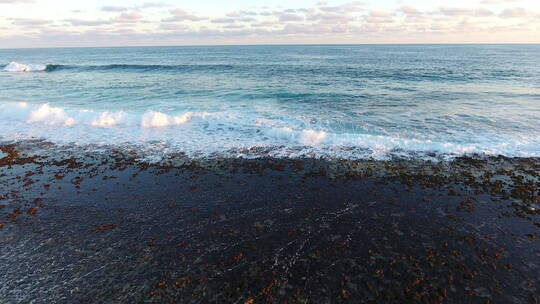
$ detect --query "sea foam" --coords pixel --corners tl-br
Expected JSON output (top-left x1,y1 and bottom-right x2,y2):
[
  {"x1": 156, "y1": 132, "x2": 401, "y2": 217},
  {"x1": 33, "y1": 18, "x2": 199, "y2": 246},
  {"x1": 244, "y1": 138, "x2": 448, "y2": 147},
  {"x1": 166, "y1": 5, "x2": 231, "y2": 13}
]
[
  {"x1": 141, "y1": 111, "x2": 205, "y2": 128},
  {"x1": 0, "y1": 101, "x2": 539, "y2": 160},
  {"x1": 3, "y1": 62, "x2": 47, "y2": 72},
  {"x1": 91, "y1": 112, "x2": 126, "y2": 127},
  {"x1": 28, "y1": 104, "x2": 75, "y2": 126}
]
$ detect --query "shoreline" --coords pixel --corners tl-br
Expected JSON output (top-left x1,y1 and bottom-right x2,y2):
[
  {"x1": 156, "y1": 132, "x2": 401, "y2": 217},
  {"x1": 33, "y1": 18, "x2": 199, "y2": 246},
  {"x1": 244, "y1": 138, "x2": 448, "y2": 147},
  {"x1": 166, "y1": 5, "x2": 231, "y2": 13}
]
[{"x1": 1, "y1": 141, "x2": 539, "y2": 303}]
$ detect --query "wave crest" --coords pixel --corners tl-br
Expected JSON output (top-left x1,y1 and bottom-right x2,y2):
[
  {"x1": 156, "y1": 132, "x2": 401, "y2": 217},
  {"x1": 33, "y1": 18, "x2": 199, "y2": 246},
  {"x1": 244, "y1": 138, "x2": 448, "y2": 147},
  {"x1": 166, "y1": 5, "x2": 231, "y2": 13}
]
[
  {"x1": 0, "y1": 102, "x2": 211, "y2": 129},
  {"x1": 3, "y1": 63, "x2": 236, "y2": 73},
  {"x1": 0, "y1": 102, "x2": 539, "y2": 160},
  {"x1": 141, "y1": 111, "x2": 202, "y2": 128},
  {"x1": 3, "y1": 62, "x2": 47, "y2": 72},
  {"x1": 27, "y1": 104, "x2": 75, "y2": 126},
  {"x1": 91, "y1": 112, "x2": 126, "y2": 127}
]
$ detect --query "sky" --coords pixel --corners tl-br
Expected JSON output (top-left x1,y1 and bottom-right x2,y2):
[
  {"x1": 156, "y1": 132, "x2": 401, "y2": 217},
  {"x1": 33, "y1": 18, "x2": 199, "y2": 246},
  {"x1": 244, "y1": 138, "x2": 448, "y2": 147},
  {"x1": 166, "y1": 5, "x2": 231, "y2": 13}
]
[{"x1": 0, "y1": 0, "x2": 539, "y2": 48}]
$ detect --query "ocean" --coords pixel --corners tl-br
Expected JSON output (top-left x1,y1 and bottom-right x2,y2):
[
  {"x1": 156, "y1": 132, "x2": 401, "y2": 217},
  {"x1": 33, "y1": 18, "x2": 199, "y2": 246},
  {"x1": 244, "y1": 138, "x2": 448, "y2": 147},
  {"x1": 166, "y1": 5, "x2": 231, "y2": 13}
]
[
  {"x1": 1, "y1": 44, "x2": 539, "y2": 160},
  {"x1": 2, "y1": 45, "x2": 540, "y2": 303}
]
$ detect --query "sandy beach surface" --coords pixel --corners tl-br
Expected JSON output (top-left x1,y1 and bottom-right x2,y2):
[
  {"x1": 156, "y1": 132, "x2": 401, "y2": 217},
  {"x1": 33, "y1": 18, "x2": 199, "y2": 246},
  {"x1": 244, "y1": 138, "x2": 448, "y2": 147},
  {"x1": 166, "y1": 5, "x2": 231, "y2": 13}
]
[{"x1": 1, "y1": 141, "x2": 539, "y2": 303}]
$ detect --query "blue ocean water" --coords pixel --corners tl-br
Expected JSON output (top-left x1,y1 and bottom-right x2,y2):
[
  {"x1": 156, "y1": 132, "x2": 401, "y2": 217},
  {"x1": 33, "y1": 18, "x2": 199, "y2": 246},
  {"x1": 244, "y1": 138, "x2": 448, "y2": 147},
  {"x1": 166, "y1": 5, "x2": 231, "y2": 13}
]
[{"x1": 1, "y1": 45, "x2": 539, "y2": 159}]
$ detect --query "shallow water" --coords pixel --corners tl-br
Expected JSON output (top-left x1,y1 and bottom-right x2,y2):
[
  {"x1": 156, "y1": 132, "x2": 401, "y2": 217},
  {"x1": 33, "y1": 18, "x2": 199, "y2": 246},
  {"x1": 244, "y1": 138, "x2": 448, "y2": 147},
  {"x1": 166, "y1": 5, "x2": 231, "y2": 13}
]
[{"x1": 1, "y1": 45, "x2": 539, "y2": 159}]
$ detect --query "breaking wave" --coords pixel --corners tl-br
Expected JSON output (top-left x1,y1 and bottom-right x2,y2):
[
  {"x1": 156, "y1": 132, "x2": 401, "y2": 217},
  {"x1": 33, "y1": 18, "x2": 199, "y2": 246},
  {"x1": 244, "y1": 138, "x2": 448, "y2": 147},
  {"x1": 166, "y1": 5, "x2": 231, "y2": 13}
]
[
  {"x1": 3, "y1": 62, "x2": 48, "y2": 72},
  {"x1": 0, "y1": 102, "x2": 539, "y2": 160},
  {"x1": 2, "y1": 62, "x2": 235, "y2": 73},
  {"x1": 0, "y1": 102, "x2": 208, "y2": 128}
]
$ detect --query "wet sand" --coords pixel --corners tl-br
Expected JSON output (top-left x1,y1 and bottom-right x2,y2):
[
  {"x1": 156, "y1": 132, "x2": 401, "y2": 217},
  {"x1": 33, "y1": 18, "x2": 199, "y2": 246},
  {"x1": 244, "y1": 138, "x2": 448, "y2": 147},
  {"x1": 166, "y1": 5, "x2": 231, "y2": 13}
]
[{"x1": 0, "y1": 142, "x2": 539, "y2": 303}]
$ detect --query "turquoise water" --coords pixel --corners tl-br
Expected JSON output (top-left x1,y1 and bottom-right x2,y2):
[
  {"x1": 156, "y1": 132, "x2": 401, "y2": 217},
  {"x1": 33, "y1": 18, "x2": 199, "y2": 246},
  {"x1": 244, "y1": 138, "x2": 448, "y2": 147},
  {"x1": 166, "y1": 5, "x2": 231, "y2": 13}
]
[{"x1": 1, "y1": 45, "x2": 539, "y2": 159}]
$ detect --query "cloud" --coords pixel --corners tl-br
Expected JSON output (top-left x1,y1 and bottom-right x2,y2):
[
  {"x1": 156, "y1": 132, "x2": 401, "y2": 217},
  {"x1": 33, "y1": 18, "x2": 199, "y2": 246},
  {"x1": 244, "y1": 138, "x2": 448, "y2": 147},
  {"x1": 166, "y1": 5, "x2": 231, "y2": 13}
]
[
  {"x1": 112, "y1": 12, "x2": 143, "y2": 23},
  {"x1": 223, "y1": 24, "x2": 246, "y2": 30},
  {"x1": 211, "y1": 18, "x2": 236, "y2": 24},
  {"x1": 163, "y1": 9, "x2": 207, "y2": 22},
  {"x1": 101, "y1": 3, "x2": 169, "y2": 13},
  {"x1": 64, "y1": 19, "x2": 112, "y2": 26},
  {"x1": 364, "y1": 11, "x2": 394, "y2": 24},
  {"x1": 1, "y1": 0, "x2": 539, "y2": 47},
  {"x1": 141, "y1": 2, "x2": 170, "y2": 9},
  {"x1": 480, "y1": 0, "x2": 519, "y2": 4},
  {"x1": 439, "y1": 7, "x2": 494, "y2": 17},
  {"x1": 10, "y1": 18, "x2": 52, "y2": 26},
  {"x1": 101, "y1": 6, "x2": 129, "y2": 12},
  {"x1": 159, "y1": 23, "x2": 189, "y2": 31},
  {"x1": 318, "y1": 6, "x2": 345, "y2": 13},
  {"x1": 0, "y1": 0, "x2": 34, "y2": 3},
  {"x1": 226, "y1": 10, "x2": 258, "y2": 18},
  {"x1": 500, "y1": 8, "x2": 534, "y2": 18},
  {"x1": 251, "y1": 21, "x2": 280, "y2": 28},
  {"x1": 299, "y1": 2, "x2": 366, "y2": 24},
  {"x1": 278, "y1": 13, "x2": 304, "y2": 22},
  {"x1": 318, "y1": 1, "x2": 364, "y2": 13},
  {"x1": 308, "y1": 11, "x2": 354, "y2": 24},
  {"x1": 399, "y1": 6, "x2": 423, "y2": 17}
]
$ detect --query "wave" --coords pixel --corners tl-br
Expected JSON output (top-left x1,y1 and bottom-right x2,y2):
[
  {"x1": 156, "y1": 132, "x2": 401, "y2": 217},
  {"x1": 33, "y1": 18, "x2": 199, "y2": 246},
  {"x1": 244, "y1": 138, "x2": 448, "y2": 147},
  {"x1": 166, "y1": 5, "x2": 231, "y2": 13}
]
[
  {"x1": 0, "y1": 102, "x2": 211, "y2": 128},
  {"x1": 2, "y1": 62, "x2": 524, "y2": 83},
  {"x1": 3, "y1": 62, "x2": 48, "y2": 72},
  {"x1": 2, "y1": 62, "x2": 235, "y2": 73},
  {"x1": 1, "y1": 102, "x2": 539, "y2": 160}
]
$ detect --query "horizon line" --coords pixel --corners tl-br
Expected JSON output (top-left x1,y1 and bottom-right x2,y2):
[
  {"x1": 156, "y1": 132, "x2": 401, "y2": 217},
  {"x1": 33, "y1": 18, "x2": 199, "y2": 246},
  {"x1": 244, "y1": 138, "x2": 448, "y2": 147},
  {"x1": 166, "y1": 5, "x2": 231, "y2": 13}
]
[{"x1": 1, "y1": 42, "x2": 540, "y2": 50}]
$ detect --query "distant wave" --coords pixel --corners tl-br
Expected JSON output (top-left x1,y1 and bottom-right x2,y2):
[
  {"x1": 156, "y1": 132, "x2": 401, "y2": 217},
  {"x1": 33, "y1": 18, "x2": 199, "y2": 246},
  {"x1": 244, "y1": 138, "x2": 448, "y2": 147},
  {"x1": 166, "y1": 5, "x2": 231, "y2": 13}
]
[
  {"x1": 2, "y1": 62, "x2": 524, "y2": 82},
  {"x1": 2, "y1": 62, "x2": 235, "y2": 73},
  {"x1": 3, "y1": 62, "x2": 48, "y2": 72}
]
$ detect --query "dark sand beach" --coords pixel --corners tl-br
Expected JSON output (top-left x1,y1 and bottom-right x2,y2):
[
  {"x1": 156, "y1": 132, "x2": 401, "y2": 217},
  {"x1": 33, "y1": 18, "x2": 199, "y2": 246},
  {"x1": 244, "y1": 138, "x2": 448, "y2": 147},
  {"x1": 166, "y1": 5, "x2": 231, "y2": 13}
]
[{"x1": 1, "y1": 141, "x2": 539, "y2": 303}]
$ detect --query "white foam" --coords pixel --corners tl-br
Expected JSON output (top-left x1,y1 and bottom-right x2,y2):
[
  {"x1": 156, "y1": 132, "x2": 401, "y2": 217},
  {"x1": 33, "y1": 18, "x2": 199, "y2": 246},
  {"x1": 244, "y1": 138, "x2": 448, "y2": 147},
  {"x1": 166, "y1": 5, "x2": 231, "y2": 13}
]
[
  {"x1": 91, "y1": 112, "x2": 126, "y2": 127},
  {"x1": 3, "y1": 62, "x2": 47, "y2": 72},
  {"x1": 28, "y1": 104, "x2": 75, "y2": 126},
  {"x1": 141, "y1": 111, "x2": 209, "y2": 128},
  {"x1": 0, "y1": 101, "x2": 539, "y2": 160},
  {"x1": 266, "y1": 128, "x2": 328, "y2": 145}
]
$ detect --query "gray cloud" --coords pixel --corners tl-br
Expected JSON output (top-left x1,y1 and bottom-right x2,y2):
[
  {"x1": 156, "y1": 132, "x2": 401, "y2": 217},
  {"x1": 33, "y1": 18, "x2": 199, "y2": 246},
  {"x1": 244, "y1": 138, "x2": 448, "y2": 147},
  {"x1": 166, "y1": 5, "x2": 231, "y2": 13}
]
[
  {"x1": 399, "y1": 6, "x2": 423, "y2": 16},
  {"x1": 223, "y1": 24, "x2": 246, "y2": 30},
  {"x1": 480, "y1": 0, "x2": 519, "y2": 4},
  {"x1": 163, "y1": 9, "x2": 207, "y2": 22},
  {"x1": 113, "y1": 12, "x2": 143, "y2": 23},
  {"x1": 141, "y1": 2, "x2": 170, "y2": 8},
  {"x1": 211, "y1": 18, "x2": 236, "y2": 24},
  {"x1": 500, "y1": 8, "x2": 534, "y2": 18},
  {"x1": 10, "y1": 18, "x2": 52, "y2": 26},
  {"x1": 0, "y1": 0, "x2": 34, "y2": 3},
  {"x1": 64, "y1": 19, "x2": 112, "y2": 26},
  {"x1": 363, "y1": 11, "x2": 394, "y2": 24},
  {"x1": 319, "y1": 1, "x2": 364, "y2": 13},
  {"x1": 101, "y1": 6, "x2": 129, "y2": 12},
  {"x1": 159, "y1": 23, "x2": 189, "y2": 31},
  {"x1": 101, "y1": 3, "x2": 169, "y2": 13},
  {"x1": 439, "y1": 7, "x2": 495, "y2": 17},
  {"x1": 278, "y1": 13, "x2": 304, "y2": 22},
  {"x1": 308, "y1": 12, "x2": 354, "y2": 24},
  {"x1": 226, "y1": 10, "x2": 258, "y2": 18}
]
